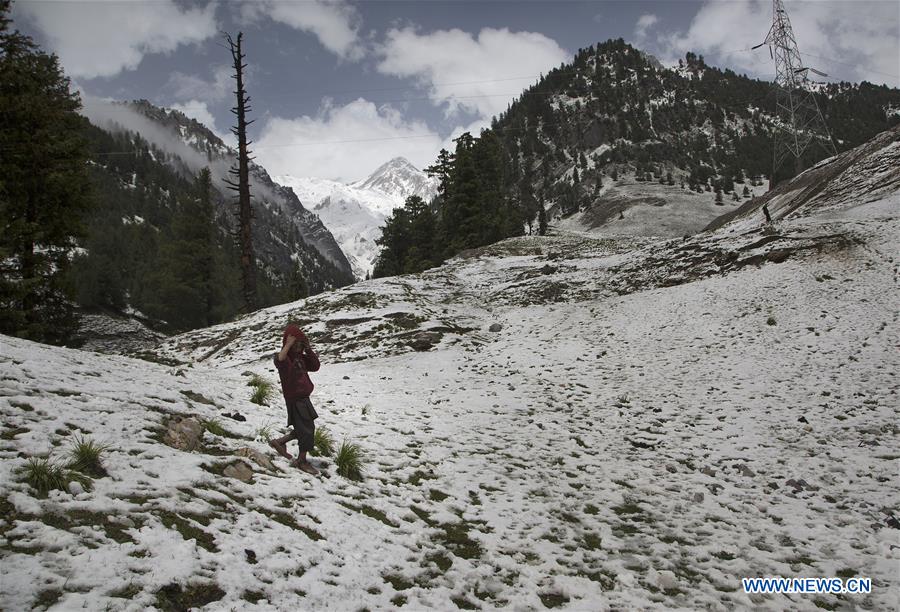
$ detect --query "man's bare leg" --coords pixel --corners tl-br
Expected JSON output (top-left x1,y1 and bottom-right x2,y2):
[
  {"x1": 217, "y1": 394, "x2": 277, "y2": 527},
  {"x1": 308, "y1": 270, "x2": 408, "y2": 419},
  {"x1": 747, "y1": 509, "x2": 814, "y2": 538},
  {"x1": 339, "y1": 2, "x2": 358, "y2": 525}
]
[{"x1": 269, "y1": 432, "x2": 296, "y2": 459}]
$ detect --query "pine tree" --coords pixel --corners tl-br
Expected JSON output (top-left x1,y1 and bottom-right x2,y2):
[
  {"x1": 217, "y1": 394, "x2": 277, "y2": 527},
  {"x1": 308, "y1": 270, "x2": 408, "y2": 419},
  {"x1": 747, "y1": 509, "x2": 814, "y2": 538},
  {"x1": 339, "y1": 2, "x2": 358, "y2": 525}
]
[
  {"x1": 0, "y1": 1, "x2": 92, "y2": 342},
  {"x1": 147, "y1": 168, "x2": 217, "y2": 330}
]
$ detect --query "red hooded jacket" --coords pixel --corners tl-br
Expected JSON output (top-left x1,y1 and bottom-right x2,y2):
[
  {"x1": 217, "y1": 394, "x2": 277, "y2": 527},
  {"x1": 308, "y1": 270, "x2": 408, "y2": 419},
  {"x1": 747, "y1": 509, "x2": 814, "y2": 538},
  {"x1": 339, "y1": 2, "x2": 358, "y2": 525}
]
[
  {"x1": 275, "y1": 325, "x2": 320, "y2": 400},
  {"x1": 274, "y1": 349, "x2": 320, "y2": 400}
]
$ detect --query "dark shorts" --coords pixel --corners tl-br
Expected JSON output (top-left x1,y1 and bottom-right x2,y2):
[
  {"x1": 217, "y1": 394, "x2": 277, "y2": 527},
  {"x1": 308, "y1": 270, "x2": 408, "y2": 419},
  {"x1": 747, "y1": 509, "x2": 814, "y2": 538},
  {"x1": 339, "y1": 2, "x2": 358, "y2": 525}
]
[{"x1": 286, "y1": 396, "x2": 318, "y2": 453}]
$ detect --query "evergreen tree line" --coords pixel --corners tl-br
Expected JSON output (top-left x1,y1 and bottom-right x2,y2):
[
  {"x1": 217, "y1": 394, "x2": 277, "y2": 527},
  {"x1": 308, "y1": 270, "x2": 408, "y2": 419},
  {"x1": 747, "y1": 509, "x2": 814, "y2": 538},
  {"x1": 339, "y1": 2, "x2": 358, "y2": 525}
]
[{"x1": 373, "y1": 131, "x2": 540, "y2": 278}]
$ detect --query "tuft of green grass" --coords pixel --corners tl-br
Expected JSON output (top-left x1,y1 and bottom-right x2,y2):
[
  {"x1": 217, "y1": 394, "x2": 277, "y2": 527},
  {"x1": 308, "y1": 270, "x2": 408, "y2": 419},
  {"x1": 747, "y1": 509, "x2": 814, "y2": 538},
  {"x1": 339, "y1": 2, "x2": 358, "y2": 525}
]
[
  {"x1": 334, "y1": 440, "x2": 366, "y2": 481},
  {"x1": 311, "y1": 426, "x2": 335, "y2": 457},
  {"x1": 202, "y1": 418, "x2": 228, "y2": 437},
  {"x1": 20, "y1": 457, "x2": 92, "y2": 496},
  {"x1": 67, "y1": 434, "x2": 110, "y2": 477},
  {"x1": 767, "y1": 316, "x2": 777, "y2": 326},
  {"x1": 247, "y1": 373, "x2": 267, "y2": 388},
  {"x1": 249, "y1": 377, "x2": 276, "y2": 406},
  {"x1": 253, "y1": 421, "x2": 277, "y2": 442}
]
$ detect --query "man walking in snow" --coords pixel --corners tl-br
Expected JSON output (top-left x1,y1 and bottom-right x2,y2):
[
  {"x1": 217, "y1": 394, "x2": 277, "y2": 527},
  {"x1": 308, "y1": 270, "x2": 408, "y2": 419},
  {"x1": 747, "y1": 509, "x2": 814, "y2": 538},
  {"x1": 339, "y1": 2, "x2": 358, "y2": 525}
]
[{"x1": 270, "y1": 324, "x2": 320, "y2": 475}]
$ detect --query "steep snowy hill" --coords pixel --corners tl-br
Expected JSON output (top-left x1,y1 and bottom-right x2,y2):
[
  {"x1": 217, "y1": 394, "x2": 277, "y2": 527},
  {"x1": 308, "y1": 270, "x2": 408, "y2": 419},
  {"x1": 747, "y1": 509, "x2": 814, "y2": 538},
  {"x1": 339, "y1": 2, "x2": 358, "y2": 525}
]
[
  {"x1": 3, "y1": 128, "x2": 897, "y2": 610},
  {"x1": 707, "y1": 124, "x2": 900, "y2": 233},
  {"x1": 278, "y1": 158, "x2": 439, "y2": 279}
]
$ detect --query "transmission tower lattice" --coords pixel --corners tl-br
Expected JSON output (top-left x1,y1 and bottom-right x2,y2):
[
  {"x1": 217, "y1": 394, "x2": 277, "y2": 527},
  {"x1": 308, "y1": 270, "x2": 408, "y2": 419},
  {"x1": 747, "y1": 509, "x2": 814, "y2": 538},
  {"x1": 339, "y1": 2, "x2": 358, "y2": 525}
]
[{"x1": 754, "y1": 0, "x2": 837, "y2": 177}]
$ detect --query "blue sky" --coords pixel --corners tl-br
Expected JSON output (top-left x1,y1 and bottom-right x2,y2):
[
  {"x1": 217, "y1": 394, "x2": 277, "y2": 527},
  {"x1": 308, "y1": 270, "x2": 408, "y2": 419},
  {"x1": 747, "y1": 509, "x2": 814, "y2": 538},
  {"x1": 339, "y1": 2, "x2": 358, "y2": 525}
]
[{"x1": 13, "y1": 0, "x2": 900, "y2": 182}]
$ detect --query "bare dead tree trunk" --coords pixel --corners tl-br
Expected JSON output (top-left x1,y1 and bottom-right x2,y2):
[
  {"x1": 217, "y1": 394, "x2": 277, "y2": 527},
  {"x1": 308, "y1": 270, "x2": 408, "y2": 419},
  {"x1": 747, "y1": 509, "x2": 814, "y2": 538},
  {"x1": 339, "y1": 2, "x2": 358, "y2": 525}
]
[{"x1": 223, "y1": 31, "x2": 257, "y2": 312}]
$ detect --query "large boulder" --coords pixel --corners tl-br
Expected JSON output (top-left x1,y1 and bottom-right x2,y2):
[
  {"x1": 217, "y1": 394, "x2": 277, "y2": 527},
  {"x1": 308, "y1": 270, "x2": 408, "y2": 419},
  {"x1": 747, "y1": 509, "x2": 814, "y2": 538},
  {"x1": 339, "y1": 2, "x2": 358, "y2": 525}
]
[
  {"x1": 163, "y1": 416, "x2": 204, "y2": 452},
  {"x1": 236, "y1": 447, "x2": 275, "y2": 471},
  {"x1": 223, "y1": 460, "x2": 254, "y2": 483}
]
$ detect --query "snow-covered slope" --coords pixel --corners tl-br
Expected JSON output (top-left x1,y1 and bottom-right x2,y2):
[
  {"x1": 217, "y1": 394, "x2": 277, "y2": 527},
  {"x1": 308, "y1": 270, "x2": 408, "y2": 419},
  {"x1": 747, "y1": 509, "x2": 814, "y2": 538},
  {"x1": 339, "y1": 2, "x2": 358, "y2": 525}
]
[
  {"x1": 3, "y1": 155, "x2": 898, "y2": 609},
  {"x1": 278, "y1": 158, "x2": 439, "y2": 280},
  {"x1": 707, "y1": 124, "x2": 900, "y2": 234},
  {"x1": 554, "y1": 173, "x2": 769, "y2": 238}
]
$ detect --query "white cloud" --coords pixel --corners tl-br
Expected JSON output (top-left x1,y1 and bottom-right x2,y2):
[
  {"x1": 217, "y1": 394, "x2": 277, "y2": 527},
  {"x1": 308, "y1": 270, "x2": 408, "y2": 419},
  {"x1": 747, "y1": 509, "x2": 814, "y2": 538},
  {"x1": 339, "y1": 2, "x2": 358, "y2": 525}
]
[
  {"x1": 169, "y1": 100, "x2": 237, "y2": 148},
  {"x1": 635, "y1": 14, "x2": 659, "y2": 40},
  {"x1": 659, "y1": 0, "x2": 899, "y2": 87},
  {"x1": 254, "y1": 98, "x2": 445, "y2": 182},
  {"x1": 166, "y1": 65, "x2": 232, "y2": 103},
  {"x1": 15, "y1": 0, "x2": 218, "y2": 79},
  {"x1": 241, "y1": 0, "x2": 364, "y2": 61},
  {"x1": 377, "y1": 27, "x2": 570, "y2": 120}
]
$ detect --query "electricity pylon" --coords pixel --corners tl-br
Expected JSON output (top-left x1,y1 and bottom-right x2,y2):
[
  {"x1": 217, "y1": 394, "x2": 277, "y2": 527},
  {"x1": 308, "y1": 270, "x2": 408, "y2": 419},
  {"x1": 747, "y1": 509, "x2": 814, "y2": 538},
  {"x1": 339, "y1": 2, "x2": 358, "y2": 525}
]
[{"x1": 754, "y1": 0, "x2": 837, "y2": 178}]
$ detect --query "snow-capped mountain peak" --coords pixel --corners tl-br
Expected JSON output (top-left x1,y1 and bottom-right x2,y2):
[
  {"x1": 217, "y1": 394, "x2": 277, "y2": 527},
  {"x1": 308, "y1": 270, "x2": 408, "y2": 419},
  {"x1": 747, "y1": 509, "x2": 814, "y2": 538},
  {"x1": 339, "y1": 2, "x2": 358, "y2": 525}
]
[
  {"x1": 276, "y1": 158, "x2": 439, "y2": 280},
  {"x1": 350, "y1": 157, "x2": 439, "y2": 207}
]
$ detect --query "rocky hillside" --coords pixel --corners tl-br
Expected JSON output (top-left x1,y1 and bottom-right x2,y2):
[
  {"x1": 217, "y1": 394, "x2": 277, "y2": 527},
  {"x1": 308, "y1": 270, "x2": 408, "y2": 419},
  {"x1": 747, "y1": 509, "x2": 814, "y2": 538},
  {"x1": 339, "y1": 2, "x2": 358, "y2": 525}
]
[
  {"x1": 1, "y1": 128, "x2": 897, "y2": 610},
  {"x1": 81, "y1": 101, "x2": 355, "y2": 305}
]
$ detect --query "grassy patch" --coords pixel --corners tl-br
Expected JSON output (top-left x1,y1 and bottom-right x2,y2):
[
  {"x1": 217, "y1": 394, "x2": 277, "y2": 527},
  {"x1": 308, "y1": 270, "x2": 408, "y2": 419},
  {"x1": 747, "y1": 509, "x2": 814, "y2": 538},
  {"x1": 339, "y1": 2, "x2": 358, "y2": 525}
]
[
  {"x1": 10, "y1": 401, "x2": 34, "y2": 412},
  {"x1": 575, "y1": 568, "x2": 616, "y2": 590},
  {"x1": 155, "y1": 510, "x2": 218, "y2": 552},
  {"x1": 248, "y1": 376, "x2": 276, "y2": 406},
  {"x1": 254, "y1": 506, "x2": 323, "y2": 541},
  {"x1": 582, "y1": 532, "x2": 602, "y2": 551},
  {"x1": 335, "y1": 439, "x2": 366, "y2": 481},
  {"x1": 411, "y1": 505, "x2": 436, "y2": 526},
  {"x1": 383, "y1": 573, "x2": 415, "y2": 591},
  {"x1": 66, "y1": 434, "x2": 110, "y2": 477},
  {"x1": 154, "y1": 582, "x2": 225, "y2": 612},
  {"x1": 429, "y1": 488, "x2": 449, "y2": 502},
  {"x1": 426, "y1": 550, "x2": 453, "y2": 573},
  {"x1": 1, "y1": 425, "x2": 30, "y2": 440},
  {"x1": 19, "y1": 457, "x2": 92, "y2": 496},
  {"x1": 539, "y1": 592, "x2": 570, "y2": 608},
  {"x1": 712, "y1": 550, "x2": 736, "y2": 561},
  {"x1": 409, "y1": 469, "x2": 436, "y2": 486},
  {"x1": 391, "y1": 594, "x2": 408, "y2": 606},
  {"x1": 361, "y1": 505, "x2": 399, "y2": 528},
  {"x1": 242, "y1": 590, "x2": 266, "y2": 604},
  {"x1": 311, "y1": 426, "x2": 335, "y2": 457},
  {"x1": 452, "y1": 595, "x2": 479, "y2": 609},
  {"x1": 34, "y1": 589, "x2": 63, "y2": 609},
  {"x1": 202, "y1": 418, "x2": 240, "y2": 439},
  {"x1": 436, "y1": 521, "x2": 483, "y2": 560},
  {"x1": 59, "y1": 509, "x2": 144, "y2": 545},
  {"x1": 613, "y1": 502, "x2": 646, "y2": 516}
]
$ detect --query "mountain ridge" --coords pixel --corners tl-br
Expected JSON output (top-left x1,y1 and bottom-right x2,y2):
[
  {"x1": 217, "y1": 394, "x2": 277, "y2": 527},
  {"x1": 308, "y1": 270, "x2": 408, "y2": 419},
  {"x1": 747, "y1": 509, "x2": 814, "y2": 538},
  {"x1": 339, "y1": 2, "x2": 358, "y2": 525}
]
[{"x1": 278, "y1": 157, "x2": 439, "y2": 279}]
